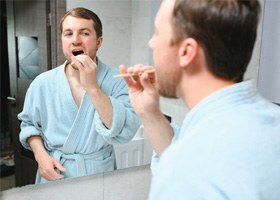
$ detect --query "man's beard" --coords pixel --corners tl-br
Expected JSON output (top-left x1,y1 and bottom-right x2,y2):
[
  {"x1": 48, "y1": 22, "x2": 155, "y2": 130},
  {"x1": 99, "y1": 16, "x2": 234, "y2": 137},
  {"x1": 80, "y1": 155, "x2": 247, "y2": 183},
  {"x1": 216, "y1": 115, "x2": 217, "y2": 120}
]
[{"x1": 157, "y1": 70, "x2": 181, "y2": 99}]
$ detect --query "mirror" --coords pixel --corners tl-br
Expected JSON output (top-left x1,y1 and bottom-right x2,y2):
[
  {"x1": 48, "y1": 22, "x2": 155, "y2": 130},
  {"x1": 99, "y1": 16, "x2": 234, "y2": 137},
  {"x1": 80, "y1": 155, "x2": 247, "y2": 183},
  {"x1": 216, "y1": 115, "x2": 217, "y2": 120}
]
[
  {"x1": 17, "y1": 36, "x2": 40, "y2": 80},
  {"x1": 0, "y1": 0, "x2": 162, "y2": 191},
  {"x1": 0, "y1": 0, "x2": 266, "y2": 192}
]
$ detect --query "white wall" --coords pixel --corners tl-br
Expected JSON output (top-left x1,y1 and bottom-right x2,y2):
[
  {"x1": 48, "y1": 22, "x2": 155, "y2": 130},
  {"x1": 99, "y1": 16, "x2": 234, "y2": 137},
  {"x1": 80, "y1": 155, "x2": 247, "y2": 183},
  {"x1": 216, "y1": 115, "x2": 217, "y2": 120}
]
[
  {"x1": 130, "y1": 1, "x2": 152, "y2": 65},
  {"x1": 66, "y1": 0, "x2": 153, "y2": 68},
  {"x1": 258, "y1": 0, "x2": 280, "y2": 104},
  {"x1": 1, "y1": 165, "x2": 151, "y2": 200},
  {"x1": 66, "y1": 0, "x2": 269, "y2": 125},
  {"x1": 67, "y1": 0, "x2": 132, "y2": 67},
  {"x1": 66, "y1": 0, "x2": 157, "y2": 168}
]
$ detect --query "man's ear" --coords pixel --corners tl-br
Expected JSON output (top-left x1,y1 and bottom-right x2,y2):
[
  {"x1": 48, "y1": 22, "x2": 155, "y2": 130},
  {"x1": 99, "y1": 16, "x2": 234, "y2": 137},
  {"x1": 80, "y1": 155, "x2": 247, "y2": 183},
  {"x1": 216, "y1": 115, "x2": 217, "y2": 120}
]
[
  {"x1": 97, "y1": 36, "x2": 103, "y2": 50},
  {"x1": 178, "y1": 38, "x2": 198, "y2": 67}
]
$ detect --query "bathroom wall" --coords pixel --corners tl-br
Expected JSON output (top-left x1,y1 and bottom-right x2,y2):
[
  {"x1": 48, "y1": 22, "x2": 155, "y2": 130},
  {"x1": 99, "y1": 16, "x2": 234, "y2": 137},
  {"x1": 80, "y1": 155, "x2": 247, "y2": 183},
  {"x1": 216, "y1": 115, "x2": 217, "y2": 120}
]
[
  {"x1": 130, "y1": 1, "x2": 153, "y2": 65},
  {"x1": 1, "y1": 165, "x2": 151, "y2": 200},
  {"x1": 67, "y1": 0, "x2": 187, "y2": 125},
  {"x1": 66, "y1": 0, "x2": 189, "y2": 125},
  {"x1": 257, "y1": 0, "x2": 280, "y2": 104},
  {"x1": 67, "y1": 0, "x2": 266, "y2": 125},
  {"x1": 65, "y1": 0, "x2": 157, "y2": 168},
  {"x1": 67, "y1": 0, "x2": 132, "y2": 67},
  {"x1": 66, "y1": 0, "x2": 154, "y2": 68}
]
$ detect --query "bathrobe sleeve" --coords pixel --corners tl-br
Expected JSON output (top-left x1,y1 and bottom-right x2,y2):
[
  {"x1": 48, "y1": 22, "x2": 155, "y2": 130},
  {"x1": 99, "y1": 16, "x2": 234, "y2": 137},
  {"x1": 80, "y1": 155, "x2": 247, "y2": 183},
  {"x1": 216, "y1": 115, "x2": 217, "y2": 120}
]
[
  {"x1": 18, "y1": 66, "x2": 69, "y2": 151},
  {"x1": 94, "y1": 61, "x2": 141, "y2": 144},
  {"x1": 18, "y1": 78, "x2": 44, "y2": 150},
  {"x1": 150, "y1": 122, "x2": 180, "y2": 174}
]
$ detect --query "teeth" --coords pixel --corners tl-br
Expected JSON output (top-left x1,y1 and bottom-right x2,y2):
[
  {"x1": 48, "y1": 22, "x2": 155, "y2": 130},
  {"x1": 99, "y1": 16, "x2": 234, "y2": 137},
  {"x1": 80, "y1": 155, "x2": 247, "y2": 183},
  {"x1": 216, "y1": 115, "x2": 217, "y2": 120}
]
[{"x1": 72, "y1": 50, "x2": 84, "y2": 56}]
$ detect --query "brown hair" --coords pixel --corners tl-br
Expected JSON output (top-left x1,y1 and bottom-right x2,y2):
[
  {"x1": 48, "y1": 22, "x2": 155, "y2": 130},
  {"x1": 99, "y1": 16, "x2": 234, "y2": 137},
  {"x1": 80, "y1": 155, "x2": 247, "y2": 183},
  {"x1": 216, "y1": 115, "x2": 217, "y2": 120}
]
[
  {"x1": 60, "y1": 7, "x2": 102, "y2": 38},
  {"x1": 171, "y1": 0, "x2": 260, "y2": 82}
]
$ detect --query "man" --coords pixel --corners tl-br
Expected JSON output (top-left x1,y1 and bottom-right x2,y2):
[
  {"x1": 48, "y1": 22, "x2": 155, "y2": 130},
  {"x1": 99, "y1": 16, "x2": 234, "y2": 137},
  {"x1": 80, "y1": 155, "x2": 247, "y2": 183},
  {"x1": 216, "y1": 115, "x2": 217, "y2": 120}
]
[
  {"x1": 18, "y1": 7, "x2": 140, "y2": 183},
  {"x1": 119, "y1": 0, "x2": 280, "y2": 199}
]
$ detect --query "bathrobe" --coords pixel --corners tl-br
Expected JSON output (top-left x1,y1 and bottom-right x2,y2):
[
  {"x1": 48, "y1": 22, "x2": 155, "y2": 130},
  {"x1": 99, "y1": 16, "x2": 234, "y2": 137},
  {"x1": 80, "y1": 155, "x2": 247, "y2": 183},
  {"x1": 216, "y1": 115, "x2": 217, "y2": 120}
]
[
  {"x1": 18, "y1": 59, "x2": 141, "y2": 183},
  {"x1": 149, "y1": 80, "x2": 280, "y2": 200}
]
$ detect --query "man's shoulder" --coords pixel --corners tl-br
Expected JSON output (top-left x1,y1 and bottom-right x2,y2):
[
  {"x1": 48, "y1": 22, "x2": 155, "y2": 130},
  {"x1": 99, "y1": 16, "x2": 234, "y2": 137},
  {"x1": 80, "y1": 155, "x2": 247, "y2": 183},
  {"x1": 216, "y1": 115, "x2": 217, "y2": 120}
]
[
  {"x1": 98, "y1": 60, "x2": 119, "y2": 74},
  {"x1": 29, "y1": 65, "x2": 64, "y2": 90},
  {"x1": 35, "y1": 65, "x2": 63, "y2": 80},
  {"x1": 98, "y1": 60, "x2": 123, "y2": 85}
]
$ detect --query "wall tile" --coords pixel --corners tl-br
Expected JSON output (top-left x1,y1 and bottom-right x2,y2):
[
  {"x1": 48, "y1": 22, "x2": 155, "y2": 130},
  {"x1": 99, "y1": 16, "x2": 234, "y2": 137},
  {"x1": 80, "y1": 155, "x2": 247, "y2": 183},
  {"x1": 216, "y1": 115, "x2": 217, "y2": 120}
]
[{"x1": 103, "y1": 165, "x2": 151, "y2": 200}]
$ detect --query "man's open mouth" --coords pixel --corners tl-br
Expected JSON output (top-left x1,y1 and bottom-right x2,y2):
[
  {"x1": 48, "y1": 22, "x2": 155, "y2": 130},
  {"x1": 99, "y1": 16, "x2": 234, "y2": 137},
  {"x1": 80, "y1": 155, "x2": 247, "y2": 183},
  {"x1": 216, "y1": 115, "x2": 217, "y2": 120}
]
[{"x1": 72, "y1": 50, "x2": 84, "y2": 56}]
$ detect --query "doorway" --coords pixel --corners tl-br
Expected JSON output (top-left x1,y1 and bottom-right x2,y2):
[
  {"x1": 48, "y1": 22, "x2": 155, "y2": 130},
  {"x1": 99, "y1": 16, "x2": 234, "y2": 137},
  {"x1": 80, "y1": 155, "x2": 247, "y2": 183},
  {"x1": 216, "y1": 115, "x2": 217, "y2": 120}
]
[
  {"x1": 0, "y1": 0, "x2": 14, "y2": 190},
  {"x1": 0, "y1": 0, "x2": 66, "y2": 189}
]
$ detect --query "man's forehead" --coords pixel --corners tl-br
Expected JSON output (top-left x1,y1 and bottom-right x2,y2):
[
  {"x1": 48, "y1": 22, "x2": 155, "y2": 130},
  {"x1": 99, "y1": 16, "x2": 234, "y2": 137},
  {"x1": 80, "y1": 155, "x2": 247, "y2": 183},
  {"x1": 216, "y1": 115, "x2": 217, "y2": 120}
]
[
  {"x1": 161, "y1": 0, "x2": 176, "y2": 12},
  {"x1": 155, "y1": 0, "x2": 175, "y2": 26},
  {"x1": 62, "y1": 16, "x2": 94, "y2": 29}
]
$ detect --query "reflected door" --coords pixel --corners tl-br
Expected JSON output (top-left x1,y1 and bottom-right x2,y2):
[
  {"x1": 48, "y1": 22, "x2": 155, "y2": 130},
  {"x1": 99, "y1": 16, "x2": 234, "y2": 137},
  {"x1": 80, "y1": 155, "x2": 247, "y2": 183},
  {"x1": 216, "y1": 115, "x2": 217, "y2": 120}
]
[{"x1": 6, "y1": 0, "x2": 51, "y2": 186}]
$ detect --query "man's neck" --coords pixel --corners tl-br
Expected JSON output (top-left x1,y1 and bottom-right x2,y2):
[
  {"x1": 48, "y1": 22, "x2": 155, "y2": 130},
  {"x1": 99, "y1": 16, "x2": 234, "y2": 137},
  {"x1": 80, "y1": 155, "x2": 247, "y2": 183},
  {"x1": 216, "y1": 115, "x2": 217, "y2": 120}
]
[
  {"x1": 180, "y1": 73, "x2": 235, "y2": 109},
  {"x1": 65, "y1": 62, "x2": 80, "y2": 80}
]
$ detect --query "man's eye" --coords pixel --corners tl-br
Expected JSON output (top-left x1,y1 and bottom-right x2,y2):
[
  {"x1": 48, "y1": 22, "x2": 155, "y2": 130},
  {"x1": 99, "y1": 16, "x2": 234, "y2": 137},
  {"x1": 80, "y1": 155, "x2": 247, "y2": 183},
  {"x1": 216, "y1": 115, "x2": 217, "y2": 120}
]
[
  {"x1": 64, "y1": 32, "x2": 72, "y2": 37},
  {"x1": 82, "y1": 32, "x2": 90, "y2": 36}
]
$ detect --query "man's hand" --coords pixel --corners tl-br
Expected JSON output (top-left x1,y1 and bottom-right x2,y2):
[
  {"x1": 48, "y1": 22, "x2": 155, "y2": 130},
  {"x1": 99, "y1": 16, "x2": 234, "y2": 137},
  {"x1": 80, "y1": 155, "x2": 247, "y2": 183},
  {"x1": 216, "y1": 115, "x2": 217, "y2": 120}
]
[
  {"x1": 118, "y1": 64, "x2": 173, "y2": 155},
  {"x1": 36, "y1": 153, "x2": 66, "y2": 181},
  {"x1": 119, "y1": 64, "x2": 160, "y2": 118},
  {"x1": 71, "y1": 54, "x2": 98, "y2": 93},
  {"x1": 28, "y1": 136, "x2": 66, "y2": 181}
]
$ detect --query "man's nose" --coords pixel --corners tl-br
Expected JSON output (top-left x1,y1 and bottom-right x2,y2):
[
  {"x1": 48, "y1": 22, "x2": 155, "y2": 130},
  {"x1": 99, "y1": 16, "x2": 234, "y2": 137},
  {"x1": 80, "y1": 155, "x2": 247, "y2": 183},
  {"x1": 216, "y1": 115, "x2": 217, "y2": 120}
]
[
  {"x1": 72, "y1": 33, "x2": 81, "y2": 44},
  {"x1": 148, "y1": 37, "x2": 154, "y2": 48}
]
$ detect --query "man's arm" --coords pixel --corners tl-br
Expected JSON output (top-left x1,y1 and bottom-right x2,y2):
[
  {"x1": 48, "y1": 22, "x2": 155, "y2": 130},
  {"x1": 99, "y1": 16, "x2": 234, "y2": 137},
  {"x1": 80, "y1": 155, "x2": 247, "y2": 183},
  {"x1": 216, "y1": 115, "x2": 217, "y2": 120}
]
[
  {"x1": 87, "y1": 87, "x2": 113, "y2": 128},
  {"x1": 119, "y1": 64, "x2": 174, "y2": 155},
  {"x1": 71, "y1": 55, "x2": 113, "y2": 128},
  {"x1": 141, "y1": 111, "x2": 174, "y2": 155},
  {"x1": 28, "y1": 136, "x2": 65, "y2": 180}
]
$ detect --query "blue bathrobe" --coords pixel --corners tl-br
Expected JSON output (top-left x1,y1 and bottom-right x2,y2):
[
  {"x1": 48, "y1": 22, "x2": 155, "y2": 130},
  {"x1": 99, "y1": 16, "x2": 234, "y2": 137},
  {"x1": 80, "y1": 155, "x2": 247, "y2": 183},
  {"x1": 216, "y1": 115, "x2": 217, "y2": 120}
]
[
  {"x1": 149, "y1": 80, "x2": 280, "y2": 200},
  {"x1": 18, "y1": 59, "x2": 141, "y2": 183}
]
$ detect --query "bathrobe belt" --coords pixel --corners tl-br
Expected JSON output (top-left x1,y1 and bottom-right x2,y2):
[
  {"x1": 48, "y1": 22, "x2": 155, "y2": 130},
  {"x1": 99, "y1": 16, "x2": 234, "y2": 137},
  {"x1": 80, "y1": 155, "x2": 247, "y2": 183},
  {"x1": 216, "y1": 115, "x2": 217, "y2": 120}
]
[{"x1": 52, "y1": 145, "x2": 113, "y2": 176}]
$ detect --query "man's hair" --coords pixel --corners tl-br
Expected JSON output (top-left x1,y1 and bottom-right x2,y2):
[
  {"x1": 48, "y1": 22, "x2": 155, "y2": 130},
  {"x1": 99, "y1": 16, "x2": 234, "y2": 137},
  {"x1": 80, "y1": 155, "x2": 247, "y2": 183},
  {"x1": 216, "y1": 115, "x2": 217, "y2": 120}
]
[
  {"x1": 60, "y1": 7, "x2": 102, "y2": 38},
  {"x1": 171, "y1": 0, "x2": 261, "y2": 82}
]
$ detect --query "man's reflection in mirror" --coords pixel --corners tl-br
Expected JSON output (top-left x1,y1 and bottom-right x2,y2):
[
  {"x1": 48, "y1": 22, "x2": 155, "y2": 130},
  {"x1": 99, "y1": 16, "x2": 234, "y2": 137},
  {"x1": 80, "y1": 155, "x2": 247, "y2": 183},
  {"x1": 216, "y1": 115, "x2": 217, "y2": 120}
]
[{"x1": 17, "y1": 7, "x2": 140, "y2": 184}]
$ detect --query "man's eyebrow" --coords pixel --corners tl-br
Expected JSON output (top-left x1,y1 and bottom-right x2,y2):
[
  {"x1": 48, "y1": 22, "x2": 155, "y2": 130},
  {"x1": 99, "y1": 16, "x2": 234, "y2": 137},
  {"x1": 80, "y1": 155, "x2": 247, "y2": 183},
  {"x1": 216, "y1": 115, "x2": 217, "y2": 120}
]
[
  {"x1": 62, "y1": 28, "x2": 72, "y2": 33},
  {"x1": 79, "y1": 28, "x2": 93, "y2": 32},
  {"x1": 63, "y1": 28, "x2": 92, "y2": 32}
]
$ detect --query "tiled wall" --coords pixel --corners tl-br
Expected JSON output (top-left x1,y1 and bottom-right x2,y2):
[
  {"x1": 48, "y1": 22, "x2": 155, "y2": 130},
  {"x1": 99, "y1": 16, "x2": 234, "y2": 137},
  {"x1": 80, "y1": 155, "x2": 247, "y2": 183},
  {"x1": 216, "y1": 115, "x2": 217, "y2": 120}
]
[
  {"x1": 66, "y1": 0, "x2": 266, "y2": 151},
  {"x1": 66, "y1": 0, "x2": 154, "y2": 68},
  {"x1": 257, "y1": 0, "x2": 280, "y2": 104},
  {"x1": 1, "y1": 165, "x2": 151, "y2": 200}
]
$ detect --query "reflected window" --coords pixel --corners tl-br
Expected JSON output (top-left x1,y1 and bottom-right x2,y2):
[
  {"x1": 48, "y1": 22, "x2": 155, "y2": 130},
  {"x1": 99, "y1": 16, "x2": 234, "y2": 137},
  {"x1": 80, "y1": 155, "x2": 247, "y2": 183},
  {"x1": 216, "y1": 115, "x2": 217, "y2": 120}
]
[{"x1": 17, "y1": 36, "x2": 39, "y2": 80}]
